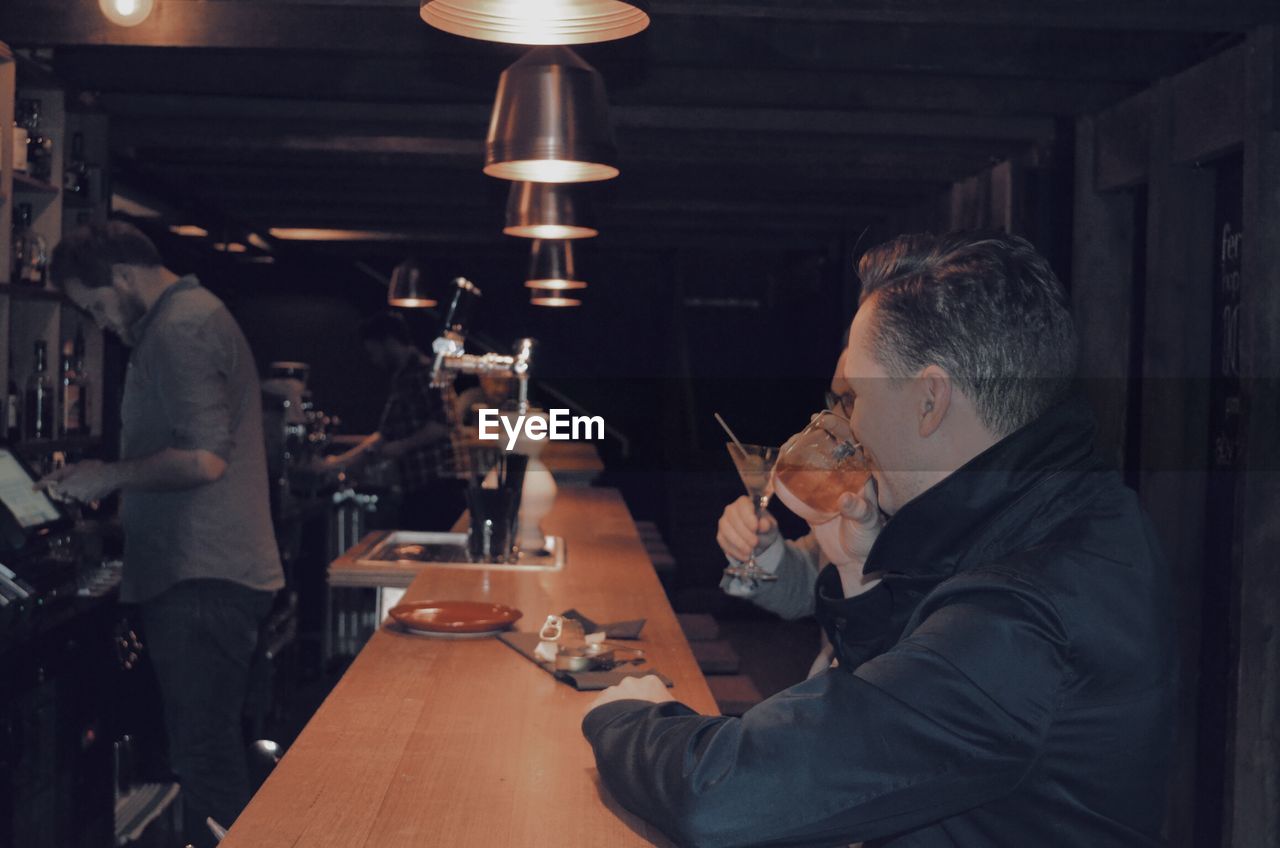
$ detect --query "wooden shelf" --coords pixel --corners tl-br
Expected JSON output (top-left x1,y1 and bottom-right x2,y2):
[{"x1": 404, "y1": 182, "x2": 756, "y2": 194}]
[{"x1": 13, "y1": 172, "x2": 59, "y2": 195}]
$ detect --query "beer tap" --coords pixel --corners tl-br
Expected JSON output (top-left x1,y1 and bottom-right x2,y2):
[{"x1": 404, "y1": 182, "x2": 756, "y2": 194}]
[{"x1": 430, "y1": 277, "x2": 536, "y2": 413}]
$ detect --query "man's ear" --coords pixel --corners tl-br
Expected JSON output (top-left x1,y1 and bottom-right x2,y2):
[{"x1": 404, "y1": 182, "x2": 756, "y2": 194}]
[{"x1": 918, "y1": 365, "x2": 951, "y2": 438}]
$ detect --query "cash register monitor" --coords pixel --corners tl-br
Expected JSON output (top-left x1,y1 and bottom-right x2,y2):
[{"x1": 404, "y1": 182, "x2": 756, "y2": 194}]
[{"x1": 0, "y1": 448, "x2": 71, "y2": 549}]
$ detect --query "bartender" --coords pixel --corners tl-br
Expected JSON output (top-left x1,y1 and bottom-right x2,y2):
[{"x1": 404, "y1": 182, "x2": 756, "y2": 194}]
[
  {"x1": 326, "y1": 312, "x2": 467, "y2": 530},
  {"x1": 37, "y1": 222, "x2": 283, "y2": 848},
  {"x1": 454, "y1": 371, "x2": 516, "y2": 427}
]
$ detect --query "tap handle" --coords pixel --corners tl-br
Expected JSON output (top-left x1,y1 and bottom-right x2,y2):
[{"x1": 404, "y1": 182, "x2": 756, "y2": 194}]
[
  {"x1": 441, "y1": 277, "x2": 482, "y2": 337},
  {"x1": 512, "y1": 338, "x2": 536, "y2": 412}
]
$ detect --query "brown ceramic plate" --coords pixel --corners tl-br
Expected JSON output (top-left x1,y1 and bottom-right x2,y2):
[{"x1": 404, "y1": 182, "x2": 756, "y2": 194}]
[{"x1": 388, "y1": 600, "x2": 523, "y2": 637}]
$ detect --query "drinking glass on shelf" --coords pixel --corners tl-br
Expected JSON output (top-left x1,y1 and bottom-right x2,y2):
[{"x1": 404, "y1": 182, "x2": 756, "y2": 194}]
[{"x1": 724, "y1": 441, "x2": 781, "y2": 584}]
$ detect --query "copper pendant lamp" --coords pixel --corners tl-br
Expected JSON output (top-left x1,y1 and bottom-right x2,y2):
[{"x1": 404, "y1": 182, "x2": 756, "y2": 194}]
[
  {"x1": 100, "y1": 0, "x2": 154, "y2": 27},
  {"x1": 387, "y1": 258, "x2": 439, "y2": 307},
  {"x1": 530, "y1": 291, "x2": 583, "y2": 307},
  {"x1": 420, "y1": 0, "x2": 649, "y2": 46},
  {"x1": 525, "y1": 239, "x2": 587, "y2": 292},
  {"x1": 505, "y1": 182, "x2": 598, "y2": 239},
  {"x1": 485, "y1": 47, "x2": 619, "y2": 183}
]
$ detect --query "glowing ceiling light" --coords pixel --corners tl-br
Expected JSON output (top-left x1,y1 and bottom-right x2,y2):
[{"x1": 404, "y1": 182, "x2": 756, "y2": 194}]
[
  {"x1": 420, "y1": 0, "x2": 649, "y2": 45},
  {"x1": 485, "y1": 47, "x2": 619, "y2": 184},
  {"x1": 525, "y1": 239, "x2": 587, "y2": 291},
  {"x1": 387, "y1": 258, "x2": 439, "y2": 308},
  {"x1": 504, "y1": 182, "x2": 598, "y2": 239},
  {"x1": 267, "y1": 228, "x2": 415, "y2": 242},
  {"x1": 169, "y1": 225, "x2": 209, "y2": 238},
  {"x1": 99, "y1": 0, "x2": 154, "y2": 27},
  {"x1": 530, "y1": 292, "x2": 582, "y2": 307}
]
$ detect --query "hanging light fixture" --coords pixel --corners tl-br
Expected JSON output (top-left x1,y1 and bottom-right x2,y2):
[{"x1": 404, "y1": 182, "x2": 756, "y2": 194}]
[
  {"x1": 530, "y1": 291, "x2": 582, "y2": 307},
  {"x1": 100, "y1": 0, "x2": 154, "y2": 26},
  {"x1": 485, "y1": 47, "x2": 619, "y2": 183},
  {"x1": 420, "y1": 0, "x2": 649, "y2": 45},
  {"x1": 505, "y1": 182, "x2": 598, "y2": 239},
  {"x1": 525, "y1": 239, "x2": 586, "y2": 292},
  {"x1": 388, "y1": 258, "x2": 439, "y2": 308}
]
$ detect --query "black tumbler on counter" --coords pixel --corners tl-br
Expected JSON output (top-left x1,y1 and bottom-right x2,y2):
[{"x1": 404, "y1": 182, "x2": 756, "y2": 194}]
[
  {"x1": 465, "y1": 487, "x2": 515, "y2": 562},
  {"x1": 465, "y1": 489, "x2": 514, "y2": 561},
  {"x1": 465, "y1": 454, "x2": 528, "y2": 562}
]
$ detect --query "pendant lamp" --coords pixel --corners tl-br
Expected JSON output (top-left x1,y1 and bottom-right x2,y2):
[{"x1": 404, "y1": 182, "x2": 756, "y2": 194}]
[
  {"x1": 505, "y1": 182, "x2": 598, "y2": 239},
  {"x1": 530, "y1": 292, "x2": 582, "y2": 307},
  {"x1": 387, "y1": 258, "x2": 439, "y2": 308},
  {"x1": 485, "y1": 47, "x2": 619, "y2": 183},
  {"x1": 525, "y1": 239, "x2": 586, "y2": 291},
  {"x1": 420, "y1": 0, "x2": 649, "y2": 45},
  {"x1": 101, "y1": 0, "x2": 154, "y2": 27}
]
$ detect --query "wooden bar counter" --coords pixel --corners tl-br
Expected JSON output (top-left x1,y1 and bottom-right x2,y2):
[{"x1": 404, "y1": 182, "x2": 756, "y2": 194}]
[{"x1": 223, "y1": 487, "x2": 715, "y2": 848}]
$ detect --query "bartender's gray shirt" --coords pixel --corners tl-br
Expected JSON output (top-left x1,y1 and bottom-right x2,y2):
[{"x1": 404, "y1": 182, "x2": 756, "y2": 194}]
[{"x1": 119, "y1": 275, "x2": 283, "y2": 603}]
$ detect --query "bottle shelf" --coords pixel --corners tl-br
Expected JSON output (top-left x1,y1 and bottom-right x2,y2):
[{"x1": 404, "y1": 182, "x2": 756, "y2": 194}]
[
  {"x1": 12, "y1": 172, "x2": 59, "y2": 195},
  {"x1": 4, "y1": 47, "x2": 109, "y2": 474}
]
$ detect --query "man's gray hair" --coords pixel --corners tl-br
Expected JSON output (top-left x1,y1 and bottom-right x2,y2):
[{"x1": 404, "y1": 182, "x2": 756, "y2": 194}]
[{"x1": 857, "y1": 232, "x2": 1079, "y2": 436}]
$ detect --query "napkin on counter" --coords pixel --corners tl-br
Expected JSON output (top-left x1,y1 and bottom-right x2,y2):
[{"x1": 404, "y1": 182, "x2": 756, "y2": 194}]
[
  {"x1": 498, "y1": 632, "x2": 672, "y2": 692},
  {"x1": 560, "y1": 609, "x2": 646, "y2": 640},
  {"x1": 554, "y1": 668, "x2": 673, "y2": 692}
]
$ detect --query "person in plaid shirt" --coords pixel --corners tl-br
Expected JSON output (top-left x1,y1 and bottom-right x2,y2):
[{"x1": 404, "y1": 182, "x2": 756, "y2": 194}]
[{"x1": 328, "y1": 313, "x2": 467, "y2": 529}]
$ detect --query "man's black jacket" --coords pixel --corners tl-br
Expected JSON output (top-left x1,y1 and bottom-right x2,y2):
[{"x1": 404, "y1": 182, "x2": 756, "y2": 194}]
[{"x1": 583, "y1": 402, "x2": 1176, "y2": 847}]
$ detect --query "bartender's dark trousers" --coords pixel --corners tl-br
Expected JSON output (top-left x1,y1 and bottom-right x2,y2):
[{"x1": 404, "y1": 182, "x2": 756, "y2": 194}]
[{"x1": 141, "y1": 579, "x2": 274, "y2": 848}]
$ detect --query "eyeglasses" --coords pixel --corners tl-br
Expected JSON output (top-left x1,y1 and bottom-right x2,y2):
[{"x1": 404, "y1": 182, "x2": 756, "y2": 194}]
[
  {"x1": 806, "y1": 407, "x2": 862, "y2": 453},
  {"x1": 824, "y1": 390, "x2": 855, "y2": 419}
]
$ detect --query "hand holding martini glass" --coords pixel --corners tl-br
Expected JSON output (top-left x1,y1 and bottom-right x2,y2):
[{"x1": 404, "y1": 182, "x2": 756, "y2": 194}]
[{"x1": 716, "y1": 413, "x2": 781, "y2": 584}]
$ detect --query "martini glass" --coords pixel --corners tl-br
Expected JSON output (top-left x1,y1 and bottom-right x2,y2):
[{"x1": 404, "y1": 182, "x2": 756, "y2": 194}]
[{"x1": 725, "y1": 441, "x2": 781, "y2": 583}]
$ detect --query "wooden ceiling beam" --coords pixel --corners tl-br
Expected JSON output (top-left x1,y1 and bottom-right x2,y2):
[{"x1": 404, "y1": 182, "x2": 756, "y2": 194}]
[
  {"x1": 3, "y1": 0, "x2": 1265, "y2": 54},
  {"x1": 649, "y1": 0, "x2": 1275, "y2": 32},
  {"x1": 255, "y1": 225, "x2": 847, "y2": 251},
  {"x1": 119, "y1": 133, "x2": 998, "y2": 183},
  {"x1": 101, "y1": 95, "x2": 1055, "y2": 142},
  {"x1": 158, "y1": 190, "x2": 895, "y2": 222},
  {"x1": 239, "y1": 207, "x2": 869, "y2": 243},
  {"x1": 53, "y1": 50, "x2": 1141, "y2": 117},
  {"x1": 128, "y1": 158, "x2": 934, "y2": 209}
]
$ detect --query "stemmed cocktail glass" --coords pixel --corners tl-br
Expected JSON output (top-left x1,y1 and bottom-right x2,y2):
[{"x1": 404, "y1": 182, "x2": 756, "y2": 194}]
[{"x1": 724, "y1": 441, "x2": 781, "y2": 584}]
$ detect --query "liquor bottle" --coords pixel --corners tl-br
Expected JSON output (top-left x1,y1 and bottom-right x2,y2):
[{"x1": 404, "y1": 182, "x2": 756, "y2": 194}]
[
  {"x1": 21, "y1": 98, "x2": 53, "y2": 183},
  {"x1": 60, "y1": 341, "x2": 85, "y2": 437},
  {"x1": 73, "y1": 329, "x2": 92, "y2": 435},
  {"x1": 11, "y1": 203, "x2": 27, "y2": 282},
  {"x1": 5, "y1": 375, "x2": 18, "y2": 443},
  {"x1": 10, "y1": 204, "x2": 48, "y2": 286},
  {"x1": 12, "y1": 100, "x2": 29, "y2": 174},
  {"x1": 64, "y1": 132, "x2": 90, "y2": 200},
  {"x1": 24, "y1": 340, "x2": 54, "y2": 441}
]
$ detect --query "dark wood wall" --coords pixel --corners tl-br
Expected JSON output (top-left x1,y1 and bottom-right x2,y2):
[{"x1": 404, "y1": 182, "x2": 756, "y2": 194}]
[{"x1": 1071, "y1": 30, "x2": 1279, "y2": 848}]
